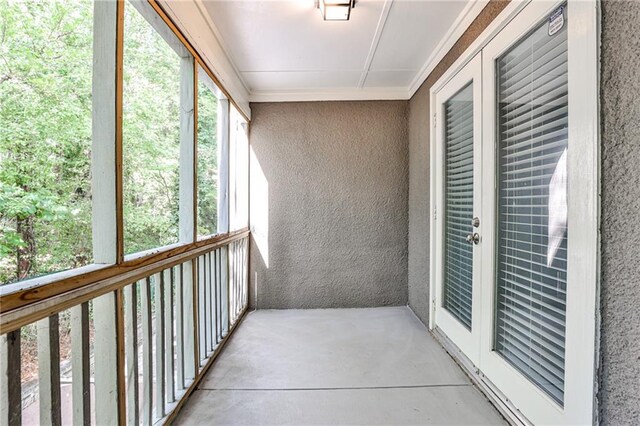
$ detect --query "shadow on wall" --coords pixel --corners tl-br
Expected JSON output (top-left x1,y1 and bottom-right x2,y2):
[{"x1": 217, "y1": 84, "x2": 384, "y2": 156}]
[{"x1": 248, "y1": 101, "x2": 410, "y2": 310}]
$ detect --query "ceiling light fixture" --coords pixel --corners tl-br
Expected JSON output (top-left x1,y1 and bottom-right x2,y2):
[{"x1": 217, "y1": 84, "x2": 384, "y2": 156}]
[{"x1": 317, "y1": 0, "x2": 355, "y2": 21}]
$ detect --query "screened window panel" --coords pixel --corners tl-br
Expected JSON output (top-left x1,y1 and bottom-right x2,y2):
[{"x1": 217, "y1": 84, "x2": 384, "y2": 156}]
[
  {"x1": 495, "y1": 5, "x2": 568, "y2": 406},
  {"x1": 443, "y1": 83, "x2": 474, "y2": 330}
]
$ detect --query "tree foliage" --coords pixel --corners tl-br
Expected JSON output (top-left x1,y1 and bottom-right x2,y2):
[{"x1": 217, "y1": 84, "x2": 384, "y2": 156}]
[{"x1": 0, "y1": 0, "x2": 219, "y2": 284}]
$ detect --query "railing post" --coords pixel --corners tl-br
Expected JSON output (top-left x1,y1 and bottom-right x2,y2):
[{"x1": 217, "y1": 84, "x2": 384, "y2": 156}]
[
  {"x1": 164, "y1": 268, "x2": 175, "y2": 404},
  {"x1": 1, "y1": 330, "x2": 21, "y2": 426},
  {"x1": 183, "y1": 260, "x2": 196, "y2": 383},
  {"x1": 94, "y1": 291, "x2": 124, "y2": 425},
  {"x1": 139, "y1": 278, "x2": 153, "y2": 426},
  {"x1": 37, "y1": 314, "x2": 61, "y2": 426},
  {"x1": 70, "y1": 303, "x2": 91, "y2": 426},
  {"x1": 153, "y1": 273, "x2": 166, "y2": 420},
  {"x1": 124, "y1": 284, "x2": 139, "y2": 426}
]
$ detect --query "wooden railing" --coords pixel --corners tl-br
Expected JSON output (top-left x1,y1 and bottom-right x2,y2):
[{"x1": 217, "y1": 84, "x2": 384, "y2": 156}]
[{"x1": 0, "y1": 229, "x2": 249, "y2": 425}]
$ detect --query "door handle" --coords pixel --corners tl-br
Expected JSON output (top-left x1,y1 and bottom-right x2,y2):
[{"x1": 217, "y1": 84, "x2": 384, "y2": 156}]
[{"x1": 466, "y1": 233, "x2": 480, "y2": 245}]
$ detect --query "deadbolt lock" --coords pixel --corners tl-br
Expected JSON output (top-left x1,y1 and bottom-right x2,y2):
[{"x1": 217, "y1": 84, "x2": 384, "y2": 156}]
[{"x1": 471, "y1": 217, "x2": 480, "y2": 228}]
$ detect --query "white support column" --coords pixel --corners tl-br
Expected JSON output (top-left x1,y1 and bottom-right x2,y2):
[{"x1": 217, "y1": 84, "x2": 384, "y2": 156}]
[
  {"x1": 179, "y1": 57, "x2": 195, "y2": 243},
  {"x1": 92, "y1": 0, "x2": 119, "y2": 264},
  {"x1": 93, "y1": 293, "x2": 120, "y2": 425},
  {"x1": 1, "y1": 330, "x2": 21, "y2": 426},
  {"x1": 70, "y1": 303, "x2": 90, "y2": 426},
  {"x1": 217, "y1": 99, "x2": 230, "y2": 234}
]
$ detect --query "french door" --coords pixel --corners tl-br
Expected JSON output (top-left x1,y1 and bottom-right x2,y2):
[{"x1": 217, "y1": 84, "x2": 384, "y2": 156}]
[
  {"x1": 433, "y1": 54, "x2": 482, "y2": 366},
  {"x1": 431, "y1": 1, "x2": 598, "y2": 424}
]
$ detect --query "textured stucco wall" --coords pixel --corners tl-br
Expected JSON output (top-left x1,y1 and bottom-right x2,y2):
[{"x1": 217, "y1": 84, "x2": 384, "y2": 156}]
[
  {"x1": 249, "y1": 101, "x2": 408, "y2": 309},
  {"x1": 407, "y1": 0, "x2": 510, "y2": 325},
  {"x1": 598, "y1": 1, "x2": 640, "y2": 424}
]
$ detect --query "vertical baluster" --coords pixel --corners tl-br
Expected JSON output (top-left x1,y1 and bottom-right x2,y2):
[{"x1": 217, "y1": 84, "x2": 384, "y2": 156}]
[
  {"x1": 232, "y1": 242, "x2": 237, "y2": 322},
  {"x1": 221, "y1": 246, "x2": 229, "y2": 337},
  {"x1": 235, "y1": 242, "x2": 240, "y2": 319},
  {"x1": 243, "y1": 238, "x2": 249, "y2": 309},
  {"x1": 205, "y1": 253, "x2": 212, "y2": 354},
  {"x1": 163, "y1": 268, "x2": 175, "y2": 404},
  {"x1": 210, "y1": 251, "x2": 217, "y2": 348},
  {"x1": 183, "y1": 260, "x2": 196, "y2": 381},
  {"x1": 197, "y1": 255, "x2": 206, "y2": 364},
  {"x1": 175, "y1": 264, "x2": 185, "y2": 391},
  {"x1": 71, "y1": 303, "x2": 90, "y2": 426},
  {"x1": 1, "y1": 330, "x2": 21, "y2": 426},
  {"x1": 140, "y1": 278, "x2": 153, "y2": 426},
  {"x1": 215, "y1": 248, "x2": 221, "y2": 344},
  {"x1": 124, "y1": 284, "x2": 139, "y2": 426},
  {"x1": 153, "y1": 273, "x2": 165, "y2": 420},
  {"x1": 38, "y1": 314, "x2": 61, "y2": 426}
]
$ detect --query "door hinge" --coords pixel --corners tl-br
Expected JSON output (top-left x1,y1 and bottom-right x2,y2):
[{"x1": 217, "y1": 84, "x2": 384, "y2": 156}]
[
  {"x1": 432, "y1": 299, "x2": 436, "y2": 312},
  {"x1": 433, "y1": 207, "x2": 437, "y2": 221},
  {"x1": 432, "y1": 113, "x2": 437, "y2": 128}
]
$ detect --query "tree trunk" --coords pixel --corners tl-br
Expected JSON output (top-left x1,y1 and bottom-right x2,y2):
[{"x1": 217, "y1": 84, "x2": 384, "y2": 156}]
[{"x1": 16, "y1": 215, "x2": 36, "y2": 280}]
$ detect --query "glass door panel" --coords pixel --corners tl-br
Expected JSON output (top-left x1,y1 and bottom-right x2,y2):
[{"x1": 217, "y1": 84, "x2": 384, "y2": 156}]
[{"x1": 433, "y1": 54, "x2": 483, "y2": 365}]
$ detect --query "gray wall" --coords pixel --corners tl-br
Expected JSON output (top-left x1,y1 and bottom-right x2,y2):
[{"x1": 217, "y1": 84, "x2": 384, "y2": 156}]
[
  {"x1": 249, "y1": 101, "x2": 409, "y2": 309},
  {"x1": 407, "y1": 0, "x2": 509, "y2": 325},
  {"x1": 598, "y1": 1, "x2": 640, "y2": 423}
]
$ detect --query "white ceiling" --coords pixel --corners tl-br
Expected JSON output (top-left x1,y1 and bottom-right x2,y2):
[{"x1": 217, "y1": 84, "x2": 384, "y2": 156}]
[{"x1": 192, "y1": 0, "x2": 484, "y2": 102}]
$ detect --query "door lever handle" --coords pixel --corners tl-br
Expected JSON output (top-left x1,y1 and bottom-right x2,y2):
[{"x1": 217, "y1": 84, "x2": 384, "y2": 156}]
[{"x1": 466, "y1": 233, "x2": 480, "y2": 245}]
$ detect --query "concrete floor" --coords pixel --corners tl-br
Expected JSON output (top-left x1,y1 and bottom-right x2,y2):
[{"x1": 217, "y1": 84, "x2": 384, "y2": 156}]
[{"x1": 175, "y1": 307, "x2": 505, "y2": 425}]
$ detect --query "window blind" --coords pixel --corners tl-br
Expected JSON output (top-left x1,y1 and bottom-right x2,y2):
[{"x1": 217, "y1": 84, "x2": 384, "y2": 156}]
[
  {"x1": 495, "y1": 5, "x2": 568, "y2": 406},
  {"x1": 443, "y1": 83, "x2": 474, "y2": 330}
]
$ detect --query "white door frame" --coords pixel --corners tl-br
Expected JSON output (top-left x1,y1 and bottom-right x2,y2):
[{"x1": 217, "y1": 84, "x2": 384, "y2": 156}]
[
  {"x1": 432, "y1": 54, "x2": 483, "y2": 366},
  {"x1": 428, "y1": 1, "x2": 599, "y2": 424}
]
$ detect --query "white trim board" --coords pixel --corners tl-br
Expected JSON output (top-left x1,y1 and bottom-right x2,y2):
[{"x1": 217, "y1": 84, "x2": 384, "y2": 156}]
[{"x1": 250, "y1": 87, "x2": 410, "y2": 103}]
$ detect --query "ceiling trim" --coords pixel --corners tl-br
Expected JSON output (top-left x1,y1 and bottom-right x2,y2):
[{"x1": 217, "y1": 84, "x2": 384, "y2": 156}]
[
  {"x1": 357, "y1": 0, "x2": 395, "y2": 88},
  {"x1": 250, "y1": 87, "x2": 410, "y2": 103},
  {"x1": 407, "y1": 0, "x2": 489, "y2": 98}
]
